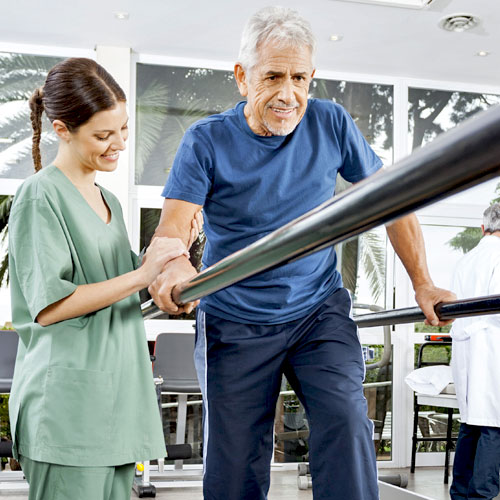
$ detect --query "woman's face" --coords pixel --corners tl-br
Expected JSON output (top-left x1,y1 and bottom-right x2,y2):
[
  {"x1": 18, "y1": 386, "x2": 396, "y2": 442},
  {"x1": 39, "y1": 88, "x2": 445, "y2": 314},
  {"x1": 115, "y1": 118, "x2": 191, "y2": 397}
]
[{"x1": 67, "y1": 101, "x2": 129, "y2": 173}]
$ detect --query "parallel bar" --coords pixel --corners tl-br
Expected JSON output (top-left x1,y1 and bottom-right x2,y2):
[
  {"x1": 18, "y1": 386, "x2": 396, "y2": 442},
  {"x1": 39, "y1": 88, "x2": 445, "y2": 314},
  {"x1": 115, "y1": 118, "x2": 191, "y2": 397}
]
[
  {"x1": 141, "y1": 104, "x2": 500, "y2": 319},
  {"x1": 354, "y1": 294, "x2": 500, "y2": 328}
]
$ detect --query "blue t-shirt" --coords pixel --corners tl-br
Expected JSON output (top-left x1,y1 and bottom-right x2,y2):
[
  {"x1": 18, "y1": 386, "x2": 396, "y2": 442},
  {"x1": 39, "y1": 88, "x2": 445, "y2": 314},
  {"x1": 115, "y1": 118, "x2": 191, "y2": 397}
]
[{"x1": 162, "y1": 99, "x2": 382, "y2": 324}]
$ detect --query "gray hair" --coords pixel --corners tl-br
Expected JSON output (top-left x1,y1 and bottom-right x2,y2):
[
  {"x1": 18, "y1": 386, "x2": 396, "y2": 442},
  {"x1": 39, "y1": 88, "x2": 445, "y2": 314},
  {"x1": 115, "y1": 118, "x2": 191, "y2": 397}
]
[
  {"x1": 483, "y1": 203, "x2": 500, "y2": 233},
  {"x1": 237, "y1": 6, "x2": 316, "y2": 71}
]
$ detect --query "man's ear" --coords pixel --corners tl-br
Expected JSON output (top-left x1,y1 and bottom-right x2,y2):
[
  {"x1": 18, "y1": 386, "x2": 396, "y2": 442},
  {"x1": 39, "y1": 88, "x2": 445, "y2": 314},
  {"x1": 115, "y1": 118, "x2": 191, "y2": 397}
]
[
  {"x1": 52, "y1": 120, "x2": 72, "y2": 142},
  {"x1": 234, "y1": 63, "x2": 248, "y2": 98},
  {"x1": 481, "y1": 224, "x2": 486, "y2": 235}
]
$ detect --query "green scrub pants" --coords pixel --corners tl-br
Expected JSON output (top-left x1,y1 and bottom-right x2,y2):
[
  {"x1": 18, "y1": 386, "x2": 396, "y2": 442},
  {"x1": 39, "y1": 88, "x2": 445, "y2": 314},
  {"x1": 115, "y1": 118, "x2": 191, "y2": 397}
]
[{"x1": 19, "y1": 456, "x2": 135, "y2": 500}]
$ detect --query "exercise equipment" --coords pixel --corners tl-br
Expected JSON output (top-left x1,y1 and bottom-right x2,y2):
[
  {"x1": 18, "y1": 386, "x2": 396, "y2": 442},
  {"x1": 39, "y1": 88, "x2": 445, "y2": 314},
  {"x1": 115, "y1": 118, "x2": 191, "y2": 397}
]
[{"x1": 133, "y1": 334, "x2": 202, "y2": 497}]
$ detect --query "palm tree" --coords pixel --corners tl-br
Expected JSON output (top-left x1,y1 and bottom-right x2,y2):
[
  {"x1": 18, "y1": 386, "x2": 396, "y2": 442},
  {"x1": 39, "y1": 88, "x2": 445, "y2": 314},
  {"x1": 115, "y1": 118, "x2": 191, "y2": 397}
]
[
  {"x1": 0, "y1": 52, "x2": 62, "y2": 178},
  {"x1": 0, "y1": 195, "x2": 12, "y2": 286}
]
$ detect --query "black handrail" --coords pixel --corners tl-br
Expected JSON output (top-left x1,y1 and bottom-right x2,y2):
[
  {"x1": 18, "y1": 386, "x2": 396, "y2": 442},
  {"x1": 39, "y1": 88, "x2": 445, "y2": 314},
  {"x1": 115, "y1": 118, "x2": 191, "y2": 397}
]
[{"x1": 354, "y1": 294, "x2": 500, "y2": 328}]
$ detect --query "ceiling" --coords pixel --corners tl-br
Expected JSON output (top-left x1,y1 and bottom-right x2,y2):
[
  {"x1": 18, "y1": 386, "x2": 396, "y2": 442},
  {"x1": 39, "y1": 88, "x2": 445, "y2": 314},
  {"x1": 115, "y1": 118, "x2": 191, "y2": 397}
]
[{"x1": 1, "y1": 0, "x2": 499, "y2": 88}]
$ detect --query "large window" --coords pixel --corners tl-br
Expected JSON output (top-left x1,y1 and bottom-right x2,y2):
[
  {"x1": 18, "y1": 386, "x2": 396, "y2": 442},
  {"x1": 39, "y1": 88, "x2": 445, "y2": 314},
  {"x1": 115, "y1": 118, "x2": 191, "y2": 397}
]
[
  {"x1": 135, "y1": 64, "x2": 241, "y2": 187},
  {"x1": 0, "y1": 52, "x2": 63, "y2": 180},
  {"x1": 409, "y1": 87, "x2": 500, "y2": 211}
]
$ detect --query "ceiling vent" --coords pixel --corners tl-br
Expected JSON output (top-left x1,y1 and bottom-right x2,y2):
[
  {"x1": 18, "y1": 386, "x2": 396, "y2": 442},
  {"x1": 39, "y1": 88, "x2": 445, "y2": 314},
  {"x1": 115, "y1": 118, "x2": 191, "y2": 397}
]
[
  {"x1": 337, "y1": 0, "x2": 435, "y2": 9},
  {"x1": 439, "y1": 13, "x2": 480, "y2": 32}
]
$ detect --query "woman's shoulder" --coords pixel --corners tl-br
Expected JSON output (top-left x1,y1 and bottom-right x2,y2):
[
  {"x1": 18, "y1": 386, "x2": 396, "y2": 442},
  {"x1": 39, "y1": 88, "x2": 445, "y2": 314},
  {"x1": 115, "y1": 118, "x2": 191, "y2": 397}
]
[{"x1": 11, "y1": 166, "x2": 60, "y2": 214}]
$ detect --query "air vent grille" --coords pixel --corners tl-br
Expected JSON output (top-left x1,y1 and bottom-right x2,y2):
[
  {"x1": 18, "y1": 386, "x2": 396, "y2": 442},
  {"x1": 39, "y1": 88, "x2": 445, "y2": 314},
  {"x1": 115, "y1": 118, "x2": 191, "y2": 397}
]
[{"x1": 439, "y1": 14, "x2": 480, "y2": 32}]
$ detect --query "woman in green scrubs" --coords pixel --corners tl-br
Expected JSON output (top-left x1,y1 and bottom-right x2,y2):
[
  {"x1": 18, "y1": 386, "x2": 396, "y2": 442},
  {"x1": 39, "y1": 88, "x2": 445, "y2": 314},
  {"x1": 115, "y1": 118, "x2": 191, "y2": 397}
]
[{"x1": 8, "y1": 58, "x2": 200, "y2": 500}]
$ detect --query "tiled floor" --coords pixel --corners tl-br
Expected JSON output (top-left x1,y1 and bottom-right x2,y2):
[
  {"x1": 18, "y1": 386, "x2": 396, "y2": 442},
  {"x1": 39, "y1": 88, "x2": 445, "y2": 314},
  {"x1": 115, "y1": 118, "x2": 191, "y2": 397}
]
[
  {"x1": 1, "y1": 467, "x2": 499, "y2": 499},
  {"x1": 129, "y1": 468, "x2": 447, "y2": 500}
]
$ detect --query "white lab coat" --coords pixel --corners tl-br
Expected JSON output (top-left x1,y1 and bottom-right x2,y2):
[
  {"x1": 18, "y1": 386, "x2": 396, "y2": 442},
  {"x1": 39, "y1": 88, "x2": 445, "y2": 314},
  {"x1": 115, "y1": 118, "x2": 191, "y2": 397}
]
[{"x1": 451, "y1": 235, "x2": 500, "y2": 427}]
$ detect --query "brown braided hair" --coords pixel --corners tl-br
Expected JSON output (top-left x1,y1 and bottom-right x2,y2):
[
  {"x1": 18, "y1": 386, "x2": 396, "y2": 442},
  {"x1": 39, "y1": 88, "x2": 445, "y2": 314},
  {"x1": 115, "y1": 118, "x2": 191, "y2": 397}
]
[
  {"x1": 29, "y1": 88, "x2": 45, "y2": 171},
  {"x1": 28, "y1": 57, "x2": 126, "y2": 172}
]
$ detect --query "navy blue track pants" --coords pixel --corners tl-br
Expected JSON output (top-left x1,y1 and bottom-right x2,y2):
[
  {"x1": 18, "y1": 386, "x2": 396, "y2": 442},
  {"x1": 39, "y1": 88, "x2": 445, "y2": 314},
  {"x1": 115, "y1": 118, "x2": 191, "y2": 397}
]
[
  {"x1": 450, "y1": 423, "x2": 500, "y2": 499},
  {"x1": 195, "y1": 288, "x2": 378, "y2": 500}
]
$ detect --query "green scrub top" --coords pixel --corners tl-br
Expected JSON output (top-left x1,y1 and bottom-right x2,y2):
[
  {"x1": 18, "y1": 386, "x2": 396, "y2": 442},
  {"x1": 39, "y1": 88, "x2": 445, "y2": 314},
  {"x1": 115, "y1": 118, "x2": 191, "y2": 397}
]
[{"x1": 8, "y1": 165, "x2": 166, "y2": 466}]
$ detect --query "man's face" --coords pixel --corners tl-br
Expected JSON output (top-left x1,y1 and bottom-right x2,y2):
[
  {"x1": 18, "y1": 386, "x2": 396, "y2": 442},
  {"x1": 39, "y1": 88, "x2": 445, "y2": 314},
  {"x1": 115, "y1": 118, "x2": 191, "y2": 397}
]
[{"x1": 235, "y1": 41, "x2": 315, "y2": 137}]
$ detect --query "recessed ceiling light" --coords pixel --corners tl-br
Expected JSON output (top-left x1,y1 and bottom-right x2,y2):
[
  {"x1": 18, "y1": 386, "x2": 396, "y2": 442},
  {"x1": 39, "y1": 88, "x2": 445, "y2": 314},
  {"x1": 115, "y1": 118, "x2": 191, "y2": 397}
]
[
  {"x1": 439, "y1": 13, "x2": 480, "y2": 33},
  {"x1": 476, "y1": 51, "x2": 490, "y2": 57},
  {"x1": 114, "y1": 12, "x2": 129, "y2": 21},
  {"x1": 329, "y1": 34, "x2": 343, "y2": 42}
]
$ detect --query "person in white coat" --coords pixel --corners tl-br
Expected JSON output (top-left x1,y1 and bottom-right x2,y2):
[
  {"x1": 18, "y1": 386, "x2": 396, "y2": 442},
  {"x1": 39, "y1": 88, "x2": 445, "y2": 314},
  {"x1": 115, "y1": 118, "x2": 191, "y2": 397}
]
[{"x1": 450, "y1": 203, "x2": 500, "y2": 500}]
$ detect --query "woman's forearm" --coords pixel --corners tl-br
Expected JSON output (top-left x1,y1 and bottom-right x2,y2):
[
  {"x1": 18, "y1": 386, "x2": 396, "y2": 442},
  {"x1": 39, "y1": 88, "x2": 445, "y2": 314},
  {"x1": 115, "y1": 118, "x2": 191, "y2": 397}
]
[{"x1": 36, "y1": 268, "x2": 148, "y2": 327}]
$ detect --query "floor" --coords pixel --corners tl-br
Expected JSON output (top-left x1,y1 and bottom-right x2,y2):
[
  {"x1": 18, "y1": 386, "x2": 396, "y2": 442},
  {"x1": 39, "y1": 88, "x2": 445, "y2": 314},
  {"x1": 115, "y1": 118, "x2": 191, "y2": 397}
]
[
  {"x1": 0, "y1": 466, "x2": 475, "y2": 500},
  {"x1": 2, "y1": 466, "x2": 500, "y2": 499}
]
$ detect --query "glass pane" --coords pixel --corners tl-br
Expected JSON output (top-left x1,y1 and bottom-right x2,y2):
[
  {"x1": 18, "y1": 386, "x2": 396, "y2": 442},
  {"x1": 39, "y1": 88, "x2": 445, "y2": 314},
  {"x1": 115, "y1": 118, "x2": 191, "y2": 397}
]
[
  {"x1": 338, "y1": 227, "x2": 387, "y2": 310},
  {"x1": 0, "y1": 52, "x2": 63, "y2": 179},
  {"x1": 135, "y1": 64, "x2": 241, "y2": 186},
  {"x1": 421, "y1": 224, "x2": 481, "y2": 292},
  {"x1": 311, "y1": 79, "x2": 394, "y2": 166},
  {"x1": 408, "y1": 88, "x2": 500, "y2": 207},
  {"x1": 364, "y1": 344, "x2": 393, "y2": 461},
  {"x1": 135, "y1": 65, "x2": 394, "y2": 186}
]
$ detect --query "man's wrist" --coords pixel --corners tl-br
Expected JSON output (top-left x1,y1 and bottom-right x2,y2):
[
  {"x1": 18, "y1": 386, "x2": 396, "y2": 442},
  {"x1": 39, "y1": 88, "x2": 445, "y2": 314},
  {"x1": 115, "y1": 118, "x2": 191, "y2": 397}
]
[{"x1": 161, "y1": 254, "x2": 194, "y2": 273}]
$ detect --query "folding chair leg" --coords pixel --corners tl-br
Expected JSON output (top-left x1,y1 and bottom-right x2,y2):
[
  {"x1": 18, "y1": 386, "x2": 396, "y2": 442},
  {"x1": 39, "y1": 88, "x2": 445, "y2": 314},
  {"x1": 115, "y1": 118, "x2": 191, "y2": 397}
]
[
  {"x1": 175, "y1": 394, "x2": 188, "y2": 470},
  {"x1": 410, "y1": 402, "x2": 419, "y2": 473},
  {"x1": 444, "y1": 408, "x2": 453, "y2": 484}
]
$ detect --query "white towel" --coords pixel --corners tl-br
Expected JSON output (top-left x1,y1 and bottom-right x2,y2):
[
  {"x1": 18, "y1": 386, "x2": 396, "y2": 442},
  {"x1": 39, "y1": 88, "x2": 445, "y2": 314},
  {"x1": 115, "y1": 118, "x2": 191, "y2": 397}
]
[{"x1": 404, "y1": 365, "x2": 454, "y2": 396}]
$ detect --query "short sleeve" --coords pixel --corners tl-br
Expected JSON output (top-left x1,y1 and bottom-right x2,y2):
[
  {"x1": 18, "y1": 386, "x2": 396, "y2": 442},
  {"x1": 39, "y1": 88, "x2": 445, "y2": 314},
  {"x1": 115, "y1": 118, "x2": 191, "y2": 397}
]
[
  {"x1": 335, "y1": 104, "x2": 383, "y2": 183},
  {"x1": 9, "y1": 198, "x2": 78, "y2": 322},
  {"x1": 161, "y1": 127, "x2": 213, "y2": 206}
]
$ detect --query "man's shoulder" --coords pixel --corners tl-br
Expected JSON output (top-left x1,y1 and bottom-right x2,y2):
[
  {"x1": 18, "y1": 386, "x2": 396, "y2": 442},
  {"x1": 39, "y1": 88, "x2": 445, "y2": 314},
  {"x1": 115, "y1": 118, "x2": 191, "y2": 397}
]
[
  {"x1": 307, "y1": 98, "x2": 346, "y2": 118},
  {"x1": 188, "y1": 103, "x2": 241, "y2": 136}
]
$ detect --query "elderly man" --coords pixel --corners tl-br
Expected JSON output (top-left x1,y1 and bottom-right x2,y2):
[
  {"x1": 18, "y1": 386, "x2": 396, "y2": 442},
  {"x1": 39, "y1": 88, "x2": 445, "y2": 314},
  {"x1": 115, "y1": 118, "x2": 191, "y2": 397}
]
[
  {"x1": 150, "y1": 6, "x2": 454, "y2": 499},
  {"x1": 450, "y1": 204, "x2": 500, "y2": 500}
]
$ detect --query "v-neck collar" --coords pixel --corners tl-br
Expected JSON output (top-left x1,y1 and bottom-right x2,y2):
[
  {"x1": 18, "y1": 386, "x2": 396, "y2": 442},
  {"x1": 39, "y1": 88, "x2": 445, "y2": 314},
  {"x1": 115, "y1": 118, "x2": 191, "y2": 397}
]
[{"x1": 50, "y1": 165, "x2": 113, "y2": 226}]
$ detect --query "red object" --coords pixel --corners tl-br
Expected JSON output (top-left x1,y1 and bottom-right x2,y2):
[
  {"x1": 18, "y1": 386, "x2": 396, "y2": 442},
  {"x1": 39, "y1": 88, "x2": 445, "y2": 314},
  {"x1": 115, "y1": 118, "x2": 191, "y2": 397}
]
[{"x1": 424, "y1": 335, "x2": 451, "y2": 342}]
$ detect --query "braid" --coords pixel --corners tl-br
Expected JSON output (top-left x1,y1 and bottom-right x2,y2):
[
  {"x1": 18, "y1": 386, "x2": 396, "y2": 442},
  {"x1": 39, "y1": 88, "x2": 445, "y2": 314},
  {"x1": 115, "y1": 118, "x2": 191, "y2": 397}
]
[{"x1": 29, "y1": 87, "x2": 44, "y2": 172}]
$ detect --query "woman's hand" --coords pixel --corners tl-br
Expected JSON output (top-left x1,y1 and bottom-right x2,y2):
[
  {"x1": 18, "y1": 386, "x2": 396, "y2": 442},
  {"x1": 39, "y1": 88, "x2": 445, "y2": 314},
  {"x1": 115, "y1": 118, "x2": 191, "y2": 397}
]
[
  {"x1": 187, "y1": 210, "x2": 204, "y2": 250},
  {"x1": 140, "y1": 237, "x2": 188, "y2": 286}
]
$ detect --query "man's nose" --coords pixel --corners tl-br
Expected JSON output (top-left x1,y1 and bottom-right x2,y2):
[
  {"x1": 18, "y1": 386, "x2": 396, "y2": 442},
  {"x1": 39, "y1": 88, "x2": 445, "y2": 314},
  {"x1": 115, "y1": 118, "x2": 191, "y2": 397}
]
[{"x1": 277, "y1": 78, "x2": 294, "y2": 103}]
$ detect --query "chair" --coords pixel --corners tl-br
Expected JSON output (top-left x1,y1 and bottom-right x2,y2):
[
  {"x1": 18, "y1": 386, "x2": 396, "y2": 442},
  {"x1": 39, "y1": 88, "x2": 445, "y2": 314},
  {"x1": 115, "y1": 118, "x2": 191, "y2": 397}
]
[
  {"x1": 153, "y1": 332, "x2": 202, "y2": 470},
  {"x1": 410, "y1": 340, "x2": 458, "y2": 484},
  {"x1": 0, "y1": 330, "x2": 18, "y2": 458},
  {"x1": 0, "y1": 330, "x2": 18, "y2": 395}
]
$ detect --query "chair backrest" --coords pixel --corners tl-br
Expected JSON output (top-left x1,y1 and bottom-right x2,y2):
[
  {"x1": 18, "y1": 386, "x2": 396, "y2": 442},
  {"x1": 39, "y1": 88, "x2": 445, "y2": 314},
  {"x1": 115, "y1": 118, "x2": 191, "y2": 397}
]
[
  {"x1": 0, "y1": 330, "x2": 18, "y2": 393},
  {"x1": 417, "y1": 341, "x2": 452, "y2": 369},
  {"x1": 153, "y1": 333, "x2": 200, "y2": 393}
]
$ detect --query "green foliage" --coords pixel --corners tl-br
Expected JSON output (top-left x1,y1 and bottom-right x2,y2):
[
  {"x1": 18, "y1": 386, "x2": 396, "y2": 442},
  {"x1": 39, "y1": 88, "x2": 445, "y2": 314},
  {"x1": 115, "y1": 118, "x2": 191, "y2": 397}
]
[
  {"x1": 409, "y1": 89, "x2": 499, "y2": 152},
  {"x1": 0, "y1": 52, "x2": 62, "y2": 179},
  {"x1": 414, "y1": 322, "x2": 452, "y2": 334},
  {"x1": 447, "y1": 227, "x2": 482, "y2": 254},
  {"x1": 0, "y1": 395, "x2": 10, "y2": 440}
]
